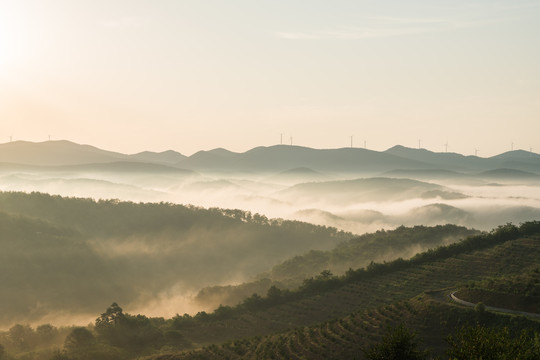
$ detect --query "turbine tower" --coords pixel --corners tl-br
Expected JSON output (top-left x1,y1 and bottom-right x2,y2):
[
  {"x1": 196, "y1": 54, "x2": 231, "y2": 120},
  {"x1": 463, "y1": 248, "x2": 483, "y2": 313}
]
[
  {"x1": 475, "y1": 148, "x2": 479, "y2": 157},
  {"x1": 280, "y1": 133, "x2": 282, "y2": 145},
  {"x1": 444, "y1": 142, "x2": 448, "y2": 153},
  {"x1": 350, "y1": 135, "x2": 353, "y2": 148}
]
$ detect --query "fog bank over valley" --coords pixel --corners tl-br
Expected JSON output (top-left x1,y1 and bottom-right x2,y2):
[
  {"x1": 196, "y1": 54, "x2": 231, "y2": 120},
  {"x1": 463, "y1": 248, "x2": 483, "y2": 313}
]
[
  {"x1": 1, "y1": 141, "x2": 539, "y2": 233},
  {"x1": 0, "y1": 141, "x2": 539, "y2": 327}
]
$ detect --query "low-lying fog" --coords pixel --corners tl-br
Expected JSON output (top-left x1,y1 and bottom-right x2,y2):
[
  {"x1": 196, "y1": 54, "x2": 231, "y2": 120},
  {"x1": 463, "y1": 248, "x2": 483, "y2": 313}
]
[
  {"x1": 1, "y1": 168, "x2": 539, "y2": 234},
  {"x1": 1, "y1": 166, "x2": 539, "y2": 328}
]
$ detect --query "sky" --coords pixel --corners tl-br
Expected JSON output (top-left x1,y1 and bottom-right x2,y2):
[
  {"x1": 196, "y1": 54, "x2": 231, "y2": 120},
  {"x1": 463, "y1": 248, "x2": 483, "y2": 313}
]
[{"x1": 0, "y1": 0, "x2": 539, "y2": 156}]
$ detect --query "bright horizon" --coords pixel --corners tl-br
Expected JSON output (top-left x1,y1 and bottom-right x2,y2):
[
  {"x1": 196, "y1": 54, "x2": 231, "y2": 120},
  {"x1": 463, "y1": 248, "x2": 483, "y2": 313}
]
[{"x1": 1, "y1": 0, "x2": 539, "y2": 157}]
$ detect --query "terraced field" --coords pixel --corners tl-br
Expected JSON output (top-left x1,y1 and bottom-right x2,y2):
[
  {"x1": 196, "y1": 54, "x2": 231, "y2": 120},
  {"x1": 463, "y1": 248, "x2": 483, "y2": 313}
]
[
  {"x1": 148, "y1": 232, "x2": 540, "y2": 359},
  {"x1": 154, "y1": 294, "x2": 540, "y2": 359}
]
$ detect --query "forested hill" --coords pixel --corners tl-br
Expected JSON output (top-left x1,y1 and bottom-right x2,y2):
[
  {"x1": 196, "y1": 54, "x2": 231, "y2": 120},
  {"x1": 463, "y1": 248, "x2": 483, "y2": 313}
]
[
  {"x1": 145, "y1": 222, "x2": 540, "y2": 360},
  {"x1": 0, "y1": 191, "x2": 351, "y2": 326},
  {"x1": 194, "y1": 224, "x2": 479, "y2": 309},
  {"x1": 2, "y1": 222, "x2": 537, "y2": 360}
]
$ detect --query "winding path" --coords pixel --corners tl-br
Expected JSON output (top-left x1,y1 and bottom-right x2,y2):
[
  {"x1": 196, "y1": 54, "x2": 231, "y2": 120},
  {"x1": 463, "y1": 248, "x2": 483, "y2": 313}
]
[{"x1": 449, "y1": 291, "x2": 540, "y2": 318}]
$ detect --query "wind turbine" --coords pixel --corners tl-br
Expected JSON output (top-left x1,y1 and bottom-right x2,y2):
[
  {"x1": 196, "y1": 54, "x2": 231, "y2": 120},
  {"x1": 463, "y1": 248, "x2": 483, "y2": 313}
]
[
  {"x1": 475, "y1": 148, "x2": 479, "y2": 157},
  {"x1": 444, "y1": 141, "x2": 448, "y2": 153},
  {"x1": 350, "y1": 136, "x2": 353, "y2": 148}
]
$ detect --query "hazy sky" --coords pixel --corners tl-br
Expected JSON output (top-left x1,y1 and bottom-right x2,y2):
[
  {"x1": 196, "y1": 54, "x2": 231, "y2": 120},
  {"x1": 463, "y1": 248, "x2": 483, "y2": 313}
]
[{"x1": 1, "y1": 0, "x2": 539, "y2": 156}]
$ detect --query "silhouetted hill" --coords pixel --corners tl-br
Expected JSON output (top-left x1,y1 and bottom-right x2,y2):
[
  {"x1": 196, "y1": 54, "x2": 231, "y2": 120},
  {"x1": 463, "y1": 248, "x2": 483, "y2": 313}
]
[
  {"x1": 0, "y1": 140, "x2": 128, "y2": 166},
  {"x1": 491, "y1": 149, "x2": 540, "y2": 160},
  {"x1": 177, "y1": 145, "x2": 433, "y2": 174},
  {"x1": 2, "y1": 141, "x2": 539, "y2": 175},
  {"x1": 385, "y1": 145, "x2": 487, "y2": 171},
  {"x1": 0, "y1": 141, "x2": 189, "y2": 168},
  {"x1": 386, "y1": 145, "x2": 540, "y2": 173},
  {"x1": 129, "y1": 150, "x2": 187, "y2": 164},
  {"x1": 177, "y1": 145, "x2": 540, "y2": 175}
]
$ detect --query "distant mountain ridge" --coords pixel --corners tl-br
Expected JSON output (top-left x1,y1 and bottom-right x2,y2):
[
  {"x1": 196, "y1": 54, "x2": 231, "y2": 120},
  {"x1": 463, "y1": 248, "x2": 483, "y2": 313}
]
[{"x1": 0, "y1": 140, "x2": 539, "y2": 175}]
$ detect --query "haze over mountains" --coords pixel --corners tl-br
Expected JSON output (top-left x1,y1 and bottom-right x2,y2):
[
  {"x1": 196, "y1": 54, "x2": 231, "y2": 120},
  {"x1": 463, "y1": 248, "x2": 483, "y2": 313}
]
[
  {"x1": 1, "y1": 140, "x2": 539, "y2": 233},
  {"x1": 2, "y1": 140, "x2": 539, "y2": 173},
  {"x1": 0, "y1": 141, "x2": 539, "y2": 360}
]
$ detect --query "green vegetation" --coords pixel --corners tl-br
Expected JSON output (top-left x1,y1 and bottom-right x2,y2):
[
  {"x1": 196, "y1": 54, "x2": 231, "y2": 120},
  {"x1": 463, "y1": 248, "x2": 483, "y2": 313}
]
[
  {"x1": 273, "y1": 224, "x2": 478, "y2": 281},
  {"x1": 195, "y1": 224, "x2": 478, "y2": 308},
  {"x1": 446, "y1": 324, "x2": 540, "y2": 360},
  {"x1": 0, "y1": 191, "x2": 351, "y2": 325},
  {"x1": 363, "y1": 324, "x2": 429, "y2": 360},
  {"x1": 454, "y1": 268, "x2": 540, "y2": 313},
  {"x1": 0, "y1": 191, "x2": 538, "y2": 359},
  {"x1": 2, "y1": 220, "x2": 537, "y2": 359},
  {"x1": 0, "y1": 323, "x2": 73, "y2": 360}
]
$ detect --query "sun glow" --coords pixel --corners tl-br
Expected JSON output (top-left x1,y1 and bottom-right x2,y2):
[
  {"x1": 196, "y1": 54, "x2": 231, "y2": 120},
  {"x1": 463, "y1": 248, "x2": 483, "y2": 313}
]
[{"x1": 0, "y1": 3, "x2": 33, "y2": 77}]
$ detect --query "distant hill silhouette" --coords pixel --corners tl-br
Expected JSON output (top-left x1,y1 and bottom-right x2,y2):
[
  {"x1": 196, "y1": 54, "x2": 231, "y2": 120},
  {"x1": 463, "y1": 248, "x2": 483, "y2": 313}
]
[
  {"x1": 385, "y1": 145, "x2": 540, "y2": 173},
  {"x1": 385, "y1": 145, "x2": 487, "y2": 171},
  {"x1": 129, "y1": 150, "x2": 187, "y2": 164},
  {"x1": 0, "y1": 140, "x2": 127, "y2": 166},
  {"x1": 1, "y1": 141, "x2": 539, "y2": 175},
  {"x1": 176, "y1": 145, "x2": 433, "y2": 173}
]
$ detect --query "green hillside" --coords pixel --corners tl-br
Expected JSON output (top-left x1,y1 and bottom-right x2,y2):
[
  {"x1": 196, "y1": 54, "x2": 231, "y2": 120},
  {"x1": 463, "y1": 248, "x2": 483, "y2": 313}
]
[
  {"x1": 0, "y1": 191, "x2": 351, "y2": 326},
  {"x1": 145, "y1": 222, "x2": 540, "y2": 359},
  {"x1": 195, "y1": 224, "x2": 478, "y2": 308},
  {"x1": 453, "y1": 268, "x2": 540, "y2": 314},
  {"x1": 2, "y1": 222, "x2": 536, "y2": 360}
]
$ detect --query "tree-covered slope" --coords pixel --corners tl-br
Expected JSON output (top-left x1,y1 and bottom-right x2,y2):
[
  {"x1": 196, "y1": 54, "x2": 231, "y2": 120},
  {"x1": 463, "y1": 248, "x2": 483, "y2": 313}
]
[
  {"x1": 0, "y1": 191, "x2": 351, "y2": 326},
  {"x1": 194, "y1": 224, "x2": 478, "y2": 308},
  {"x1": 144, "y1": 222, "x2": 540, "y2": 359},
  {"x1": 2, "y1": 222, "x2": 538, "y2": 360}
]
